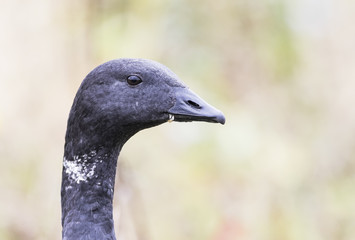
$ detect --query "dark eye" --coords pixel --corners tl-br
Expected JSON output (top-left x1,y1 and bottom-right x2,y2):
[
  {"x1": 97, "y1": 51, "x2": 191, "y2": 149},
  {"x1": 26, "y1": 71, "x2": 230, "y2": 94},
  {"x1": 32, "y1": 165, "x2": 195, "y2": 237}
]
[{"x1": 126, "y1": 75, "x2": 142, "y2": 86}]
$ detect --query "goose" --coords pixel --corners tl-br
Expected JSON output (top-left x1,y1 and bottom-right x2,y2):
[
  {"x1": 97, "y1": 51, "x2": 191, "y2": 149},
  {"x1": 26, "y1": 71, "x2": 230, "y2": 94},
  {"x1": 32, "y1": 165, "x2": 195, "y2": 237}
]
[{"x1": 61, "y1": 58, "x2": 225, "y2": 240}]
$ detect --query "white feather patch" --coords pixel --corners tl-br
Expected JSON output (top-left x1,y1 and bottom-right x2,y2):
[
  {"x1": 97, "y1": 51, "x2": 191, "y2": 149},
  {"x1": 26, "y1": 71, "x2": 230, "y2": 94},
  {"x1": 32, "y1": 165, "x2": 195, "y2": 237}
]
[{"x1": 63, "y1": 150, "x2": 99, "y2": 184}]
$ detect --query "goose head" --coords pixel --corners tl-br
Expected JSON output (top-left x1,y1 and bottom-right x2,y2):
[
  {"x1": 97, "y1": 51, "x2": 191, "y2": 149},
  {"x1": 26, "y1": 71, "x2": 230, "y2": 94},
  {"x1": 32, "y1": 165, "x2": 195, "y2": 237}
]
[{"x1": 65, "y1": 58, "x2": 225, "y2": 155}]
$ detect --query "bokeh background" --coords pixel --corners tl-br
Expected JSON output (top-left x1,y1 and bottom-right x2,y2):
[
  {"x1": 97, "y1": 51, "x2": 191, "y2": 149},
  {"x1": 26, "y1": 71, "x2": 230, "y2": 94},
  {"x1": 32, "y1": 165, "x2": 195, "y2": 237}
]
[{"x1": 1, "y1": 0, "x2": 355, "y2": 239}]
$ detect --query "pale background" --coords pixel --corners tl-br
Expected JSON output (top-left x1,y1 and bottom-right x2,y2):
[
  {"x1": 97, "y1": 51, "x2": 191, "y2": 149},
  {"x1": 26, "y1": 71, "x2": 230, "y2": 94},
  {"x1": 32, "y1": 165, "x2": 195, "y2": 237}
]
[{"x1": 0, "y1": 0, "x2": 355, "y2": 239}]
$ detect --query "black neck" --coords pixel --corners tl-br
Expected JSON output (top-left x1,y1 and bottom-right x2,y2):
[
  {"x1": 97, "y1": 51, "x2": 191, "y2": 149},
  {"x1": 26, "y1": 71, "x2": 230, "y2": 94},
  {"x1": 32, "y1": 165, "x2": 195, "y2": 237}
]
[{"x1": 61, "y1": 145, "x2": 121, "y2": 240}]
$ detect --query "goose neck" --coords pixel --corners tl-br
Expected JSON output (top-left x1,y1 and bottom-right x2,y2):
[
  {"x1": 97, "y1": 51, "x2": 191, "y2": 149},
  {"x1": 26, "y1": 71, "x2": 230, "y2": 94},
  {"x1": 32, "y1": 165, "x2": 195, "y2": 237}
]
[{"x1": 61, "y1": 146, "x2": 121, "y2": 239}]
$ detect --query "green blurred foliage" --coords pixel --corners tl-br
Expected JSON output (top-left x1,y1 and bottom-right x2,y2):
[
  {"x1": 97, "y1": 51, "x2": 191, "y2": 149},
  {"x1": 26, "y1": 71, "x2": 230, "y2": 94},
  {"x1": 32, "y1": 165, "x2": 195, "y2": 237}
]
[{"x1": 1, "y1": 0, "x2": 355, "y2": 240}]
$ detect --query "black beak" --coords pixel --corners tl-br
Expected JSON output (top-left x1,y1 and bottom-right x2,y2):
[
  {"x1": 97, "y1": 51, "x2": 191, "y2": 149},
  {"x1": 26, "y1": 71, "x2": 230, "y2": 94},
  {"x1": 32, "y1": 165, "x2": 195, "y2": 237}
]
[{"x1": 168, "y1": 87, "x2": 225, "y2": 125}]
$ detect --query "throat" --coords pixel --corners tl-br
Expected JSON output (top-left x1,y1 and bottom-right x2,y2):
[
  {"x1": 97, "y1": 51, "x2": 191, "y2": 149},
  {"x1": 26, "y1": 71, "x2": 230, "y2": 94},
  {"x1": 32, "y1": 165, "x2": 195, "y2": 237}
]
[{"x1": 61, "y1": 146, "x2": 121, "y2": 239}]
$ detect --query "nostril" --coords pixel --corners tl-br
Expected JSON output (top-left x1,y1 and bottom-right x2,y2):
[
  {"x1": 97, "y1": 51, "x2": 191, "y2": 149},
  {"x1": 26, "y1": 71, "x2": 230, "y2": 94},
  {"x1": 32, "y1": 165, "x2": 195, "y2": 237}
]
[{"x1": 186, "y1": 100, "x2": 201, "y2": 109}]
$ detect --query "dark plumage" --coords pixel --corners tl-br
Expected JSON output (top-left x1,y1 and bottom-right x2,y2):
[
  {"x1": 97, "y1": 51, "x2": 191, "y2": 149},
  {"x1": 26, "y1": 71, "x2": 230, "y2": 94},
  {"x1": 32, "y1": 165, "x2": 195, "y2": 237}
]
[{"x1": 61, "y1": 58, "x2": 225, "y2": 240}]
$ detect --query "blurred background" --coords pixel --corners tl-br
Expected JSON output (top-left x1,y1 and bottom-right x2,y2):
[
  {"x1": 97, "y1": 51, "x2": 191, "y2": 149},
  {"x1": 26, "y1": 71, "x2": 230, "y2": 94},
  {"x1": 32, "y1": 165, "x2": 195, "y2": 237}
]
[{"x1": 1, "y1": 0, "x2": 355, "y2": 239}]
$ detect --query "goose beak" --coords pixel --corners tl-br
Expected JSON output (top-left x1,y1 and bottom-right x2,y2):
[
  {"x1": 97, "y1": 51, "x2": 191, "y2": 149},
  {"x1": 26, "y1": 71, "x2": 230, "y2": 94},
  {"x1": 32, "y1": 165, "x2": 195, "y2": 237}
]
[{"x1": 168, "y1": 87, "x2": 226, "y2": 125}]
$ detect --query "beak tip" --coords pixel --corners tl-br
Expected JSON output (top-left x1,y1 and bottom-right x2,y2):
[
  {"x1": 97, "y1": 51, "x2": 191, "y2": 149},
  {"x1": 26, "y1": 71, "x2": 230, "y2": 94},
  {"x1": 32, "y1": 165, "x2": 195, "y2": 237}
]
[{"x1": 215, "y1": 112, "x2": 226, "y2": 125}]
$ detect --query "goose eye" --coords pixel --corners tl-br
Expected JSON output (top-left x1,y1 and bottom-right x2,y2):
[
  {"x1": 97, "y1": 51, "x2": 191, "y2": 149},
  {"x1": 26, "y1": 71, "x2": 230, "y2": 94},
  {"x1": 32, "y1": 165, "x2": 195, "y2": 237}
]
[{"x1": 126, "y1": 75, "x2": 142, "y2": 86}]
